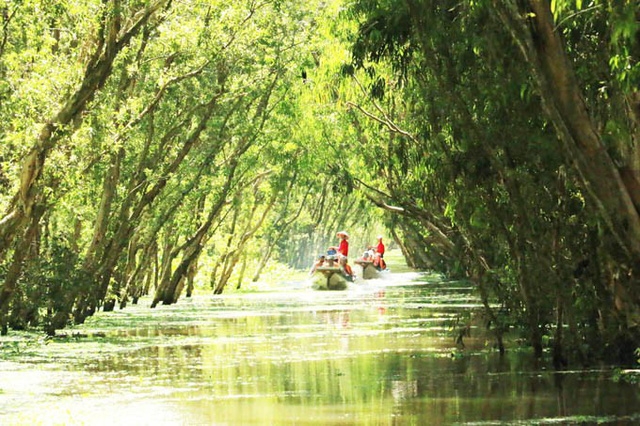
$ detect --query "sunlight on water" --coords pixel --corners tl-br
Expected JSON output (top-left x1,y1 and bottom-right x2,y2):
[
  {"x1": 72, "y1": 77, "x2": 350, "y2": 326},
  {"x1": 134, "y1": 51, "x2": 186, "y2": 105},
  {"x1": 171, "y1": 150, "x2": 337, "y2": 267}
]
[{"x1": 1, "y1": 257, "x2": 639, "y2": 425}]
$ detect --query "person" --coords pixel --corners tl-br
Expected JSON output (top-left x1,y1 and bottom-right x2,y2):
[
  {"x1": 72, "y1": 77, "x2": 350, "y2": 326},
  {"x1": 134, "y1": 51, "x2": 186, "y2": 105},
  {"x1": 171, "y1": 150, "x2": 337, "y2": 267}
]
[
  {"x1": 374, "y1": 235, "x2": 387, "y2": 270},
  {"x1": 328, "y1": 230, "x2": 349, "y2": 256},
  {"x1": 328, "y1": 231, "x2": 349, "y2": 258},
  {"x1": 328, "y1": 231, "x2": 353, "y2": 278},
  {"x1": 360, "y1": 246, "x2": 375, "y2": 261},
  {"x1": 309, "y1": 254, "x2": 325, "y2": 275}
]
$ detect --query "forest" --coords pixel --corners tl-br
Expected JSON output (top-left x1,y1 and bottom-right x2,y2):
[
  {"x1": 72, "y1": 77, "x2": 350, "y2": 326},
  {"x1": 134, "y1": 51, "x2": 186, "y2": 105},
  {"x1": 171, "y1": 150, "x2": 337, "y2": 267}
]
[{"x1": 0, "y1": 0, "x2": 638, "y2": 367}]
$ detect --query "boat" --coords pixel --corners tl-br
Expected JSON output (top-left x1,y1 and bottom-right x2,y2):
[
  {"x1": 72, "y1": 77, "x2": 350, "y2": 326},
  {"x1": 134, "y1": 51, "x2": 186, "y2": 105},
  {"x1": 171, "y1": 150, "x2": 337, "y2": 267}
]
[
  {"x1": 311, "y1": 256, "x2": 352, "y2": 290},
  {"x1": 354, "y1": 259, "x2": 379, "y2": 279},
  {"x1": 312, "y1": 265, "x2": 349, "y2": 290}
]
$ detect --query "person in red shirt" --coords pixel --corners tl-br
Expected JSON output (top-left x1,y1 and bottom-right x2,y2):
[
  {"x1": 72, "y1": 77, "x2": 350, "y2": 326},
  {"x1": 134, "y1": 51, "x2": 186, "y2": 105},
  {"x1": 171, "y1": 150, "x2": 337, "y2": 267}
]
[
  {"x1": 329, "y1": 231, "x2": 353, "y2": 278},
  {"x1": 374, "y1": 236, "x2": 387, "y2": 270},
  {"x1": 338, "y1": 232, "x2": 349, "y2": 257},
  {"x1": 328, "y1": 231, "x2": 349, "y2": 256},
  {"x1": 376, "y1": 236, "x2": 385, "y2": 257}
]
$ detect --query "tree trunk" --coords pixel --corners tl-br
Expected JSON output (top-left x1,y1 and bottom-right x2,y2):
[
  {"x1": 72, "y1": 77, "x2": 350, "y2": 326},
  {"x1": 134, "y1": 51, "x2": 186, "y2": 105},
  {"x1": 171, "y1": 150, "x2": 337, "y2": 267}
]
[
  {"x1": 84, "y1": 148, "x2": 124, "y2": 270},
  {"x1": 251, "y1": 182, "x2": 310, "y2": 282},
  {"x1": 185, "y1": 260, "x2": 197, "y2": 298},
  {"x1": 150, "y1": 227, "x2": 178, "y2": 308},
  {"x1": 236, "y1": 253, "x2": 248, "y2": 290},
  {"x1": 214, "y1": 190, "x2": 276, "y2": 294}
]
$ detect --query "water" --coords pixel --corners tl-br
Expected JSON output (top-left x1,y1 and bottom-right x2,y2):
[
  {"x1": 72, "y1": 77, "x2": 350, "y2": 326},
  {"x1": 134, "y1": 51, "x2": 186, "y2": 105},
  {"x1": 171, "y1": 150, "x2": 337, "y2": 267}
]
[{"x1": 1, "y1": 268, "x2": 639, "y2": 425}]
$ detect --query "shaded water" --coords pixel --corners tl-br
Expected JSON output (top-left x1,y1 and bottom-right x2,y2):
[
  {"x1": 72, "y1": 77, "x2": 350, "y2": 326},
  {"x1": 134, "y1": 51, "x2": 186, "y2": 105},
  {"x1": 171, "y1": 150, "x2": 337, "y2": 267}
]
[{"x1": 1, "y1": 268, "x2": 639, "y2": 425}]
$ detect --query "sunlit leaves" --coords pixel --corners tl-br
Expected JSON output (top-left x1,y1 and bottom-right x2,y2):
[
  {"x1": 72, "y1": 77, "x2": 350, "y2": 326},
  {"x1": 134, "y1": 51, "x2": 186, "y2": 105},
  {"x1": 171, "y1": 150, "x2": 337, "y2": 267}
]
[
  {"x1": 0, "y1": 0, "x2": 360, "y2": 330},
  {"x1": 608, "y1": 2, "x2": 640, "y2": 91}
]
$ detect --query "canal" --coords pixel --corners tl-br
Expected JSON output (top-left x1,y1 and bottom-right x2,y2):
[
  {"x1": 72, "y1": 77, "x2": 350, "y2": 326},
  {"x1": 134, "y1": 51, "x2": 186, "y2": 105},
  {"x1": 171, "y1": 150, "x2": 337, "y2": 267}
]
[{"x1": 1, "y1": 262, "x2": 639, "y2": 425}]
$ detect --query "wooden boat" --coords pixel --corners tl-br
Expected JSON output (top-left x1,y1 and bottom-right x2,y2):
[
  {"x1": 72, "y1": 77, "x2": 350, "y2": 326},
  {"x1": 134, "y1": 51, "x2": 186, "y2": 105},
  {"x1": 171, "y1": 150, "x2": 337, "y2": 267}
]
[
  {"x1": 354, "y1": 259, "x2": 379, "y2": 280},
  {"x1": 312, "y1": 266, "x2": 349, "y2": 290}
]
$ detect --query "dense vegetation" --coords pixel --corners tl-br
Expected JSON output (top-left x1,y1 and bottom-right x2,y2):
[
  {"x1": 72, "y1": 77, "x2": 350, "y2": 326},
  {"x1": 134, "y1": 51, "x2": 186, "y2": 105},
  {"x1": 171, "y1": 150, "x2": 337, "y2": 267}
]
[{"x1": 0, "y1": 0, "x2": 638, "y2": 366}]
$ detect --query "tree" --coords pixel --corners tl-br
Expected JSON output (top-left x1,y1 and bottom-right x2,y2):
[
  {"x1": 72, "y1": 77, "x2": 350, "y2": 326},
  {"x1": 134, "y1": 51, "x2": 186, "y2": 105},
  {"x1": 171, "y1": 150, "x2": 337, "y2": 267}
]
[
  {"x1": 0, "y1": 0, "x2": 171, "y2": 334},
  {"x1": 342, "y1": 0, "x2": 640, "y2": 363},
  {"x1": 0, "y1": 0, "x2": 363, "y2": 334}
]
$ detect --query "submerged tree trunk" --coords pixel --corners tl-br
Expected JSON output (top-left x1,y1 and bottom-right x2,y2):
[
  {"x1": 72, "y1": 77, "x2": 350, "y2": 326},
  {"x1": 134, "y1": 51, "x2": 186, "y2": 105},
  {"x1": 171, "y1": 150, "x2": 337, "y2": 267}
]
[
  {"x1": 185, "y1": 261, "x2": 197, "y2": 298},
  {"x1": 236, "y1": 253, "x2": 248, "y2": 290},
  {"x1": 0, "y1": 205, "x2": 45, "y2": 335}
]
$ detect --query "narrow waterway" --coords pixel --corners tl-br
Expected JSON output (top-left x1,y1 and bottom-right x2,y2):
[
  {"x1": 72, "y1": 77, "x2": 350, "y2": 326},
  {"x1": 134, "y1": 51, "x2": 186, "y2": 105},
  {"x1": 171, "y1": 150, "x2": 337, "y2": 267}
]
[{"x1": 1, "y1": 265, "x2": 639, "y2": 425}]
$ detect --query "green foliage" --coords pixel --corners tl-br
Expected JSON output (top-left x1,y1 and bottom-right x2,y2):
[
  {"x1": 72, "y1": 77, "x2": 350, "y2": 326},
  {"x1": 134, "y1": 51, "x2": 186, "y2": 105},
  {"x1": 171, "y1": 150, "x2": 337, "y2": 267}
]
[
  {"x1": 8, "y1": 237, "x2": 91, "y2": 335},
  {"x1": 608, "y1": 2, "x2": 640, "y2": 92}
]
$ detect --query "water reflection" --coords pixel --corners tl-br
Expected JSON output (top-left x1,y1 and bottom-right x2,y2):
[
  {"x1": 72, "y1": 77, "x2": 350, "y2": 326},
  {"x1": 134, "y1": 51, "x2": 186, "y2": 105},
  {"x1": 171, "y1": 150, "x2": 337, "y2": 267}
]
[{"x1": 1, "y1": 272, "x2": 639, "y2": 425}]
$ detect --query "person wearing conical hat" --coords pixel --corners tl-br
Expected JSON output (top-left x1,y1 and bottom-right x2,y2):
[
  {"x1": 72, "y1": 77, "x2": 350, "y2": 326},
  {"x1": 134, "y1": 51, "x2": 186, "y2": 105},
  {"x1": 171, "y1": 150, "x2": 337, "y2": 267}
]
[
  {"x1": 336, "y1": 231, "x2": 349, "y2": 257},
  {"x1": 329, "y1": 231, "x2": 353, "y2": 278}
]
